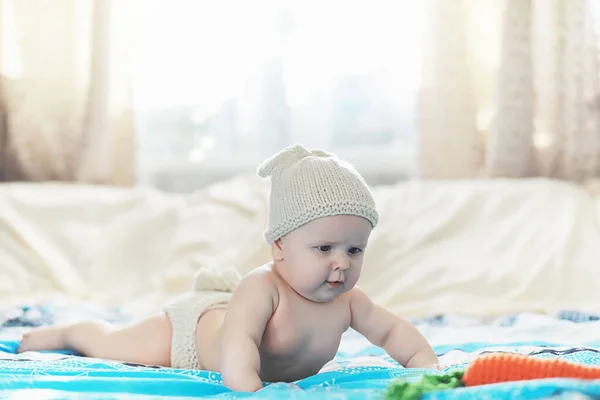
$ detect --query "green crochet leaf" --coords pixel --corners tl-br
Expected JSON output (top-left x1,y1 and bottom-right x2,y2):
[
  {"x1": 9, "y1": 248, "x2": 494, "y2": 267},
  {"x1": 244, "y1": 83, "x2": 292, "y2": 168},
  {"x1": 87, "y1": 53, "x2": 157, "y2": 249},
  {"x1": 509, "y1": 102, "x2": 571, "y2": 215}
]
[{"x1": 385, "y1": 370, "x2": 465, "y2": 400}]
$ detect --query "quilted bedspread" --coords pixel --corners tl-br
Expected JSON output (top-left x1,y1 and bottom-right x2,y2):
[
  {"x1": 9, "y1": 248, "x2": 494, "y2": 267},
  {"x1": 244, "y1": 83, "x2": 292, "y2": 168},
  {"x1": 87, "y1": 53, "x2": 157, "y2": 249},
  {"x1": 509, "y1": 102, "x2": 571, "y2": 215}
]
[{"x1": 1, "y1": 304, "x2": 599, "y2": 399}]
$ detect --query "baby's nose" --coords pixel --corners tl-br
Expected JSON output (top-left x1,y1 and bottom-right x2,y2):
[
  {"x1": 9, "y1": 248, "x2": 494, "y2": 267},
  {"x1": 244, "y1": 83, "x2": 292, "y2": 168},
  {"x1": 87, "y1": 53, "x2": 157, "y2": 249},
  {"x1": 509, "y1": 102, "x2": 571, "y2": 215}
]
[{"x1": 332, "y1": 255, "x2": 350, "y2": 271}]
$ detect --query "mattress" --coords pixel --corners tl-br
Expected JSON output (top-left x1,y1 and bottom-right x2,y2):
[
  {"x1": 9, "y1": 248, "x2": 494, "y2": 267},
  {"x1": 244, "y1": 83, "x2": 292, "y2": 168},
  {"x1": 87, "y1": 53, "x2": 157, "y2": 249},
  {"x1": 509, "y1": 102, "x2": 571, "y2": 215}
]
[{"x1": 1, "y1": 304, "x2": 599, "y2": 399}]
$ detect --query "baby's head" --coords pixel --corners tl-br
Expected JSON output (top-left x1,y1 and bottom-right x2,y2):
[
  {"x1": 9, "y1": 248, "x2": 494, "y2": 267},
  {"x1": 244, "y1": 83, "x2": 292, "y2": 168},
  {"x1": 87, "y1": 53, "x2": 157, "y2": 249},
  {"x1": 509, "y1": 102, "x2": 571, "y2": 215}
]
[{"x1": 258, "y1": 144, "x2": 379, "y2": 302}]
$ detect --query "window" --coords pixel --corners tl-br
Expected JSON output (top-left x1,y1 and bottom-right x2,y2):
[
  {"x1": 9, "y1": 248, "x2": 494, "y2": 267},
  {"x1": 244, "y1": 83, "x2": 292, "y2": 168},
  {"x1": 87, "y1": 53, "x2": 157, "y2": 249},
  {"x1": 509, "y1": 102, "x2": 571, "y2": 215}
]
[{"x1": 132, "y1": 1, "x2": 424, "y2": 191}]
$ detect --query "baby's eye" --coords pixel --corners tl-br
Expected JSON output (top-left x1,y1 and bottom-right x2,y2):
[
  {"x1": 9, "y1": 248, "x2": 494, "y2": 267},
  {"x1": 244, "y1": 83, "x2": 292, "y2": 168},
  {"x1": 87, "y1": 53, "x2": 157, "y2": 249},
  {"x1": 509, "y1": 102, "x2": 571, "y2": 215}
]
[
  {"x1": 348, "y1": 247, "x2": 363, "y2": 255},
  {"x1": 317, "y1": 245, "x2": 332, "y2": 252}
]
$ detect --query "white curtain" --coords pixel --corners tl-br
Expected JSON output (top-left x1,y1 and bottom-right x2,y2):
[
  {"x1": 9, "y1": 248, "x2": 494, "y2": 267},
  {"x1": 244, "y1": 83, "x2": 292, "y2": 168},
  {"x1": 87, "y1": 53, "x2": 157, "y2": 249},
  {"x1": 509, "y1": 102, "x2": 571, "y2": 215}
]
[
  {"x1": 418, "y1": 0, "x2": 600, "y2": 181},
  {"x1": 0, "y1": 0, "x2": 135, "y2": 184},
  {"x1": 4, "y1": 1, "x2": 600, "y2": 188}
]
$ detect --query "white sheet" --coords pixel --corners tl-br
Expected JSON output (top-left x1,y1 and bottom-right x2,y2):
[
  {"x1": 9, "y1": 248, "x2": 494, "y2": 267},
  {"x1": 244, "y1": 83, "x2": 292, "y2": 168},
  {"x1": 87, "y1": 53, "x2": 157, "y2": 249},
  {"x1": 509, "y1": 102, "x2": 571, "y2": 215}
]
[{"x1": 1, "y1": 176, "x2": 600, "y2": 318}]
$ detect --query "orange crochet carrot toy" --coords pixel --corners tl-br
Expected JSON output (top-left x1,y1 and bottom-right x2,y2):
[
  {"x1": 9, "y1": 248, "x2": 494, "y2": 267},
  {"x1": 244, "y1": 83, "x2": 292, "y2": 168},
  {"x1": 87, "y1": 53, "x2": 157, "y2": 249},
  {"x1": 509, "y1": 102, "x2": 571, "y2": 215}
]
[
  {"x1": 463, "y1": 353, "x2": 600, "y2": 386},
  {"x1": 386, "y1": 352, "x2": 600, "y2": 400}
]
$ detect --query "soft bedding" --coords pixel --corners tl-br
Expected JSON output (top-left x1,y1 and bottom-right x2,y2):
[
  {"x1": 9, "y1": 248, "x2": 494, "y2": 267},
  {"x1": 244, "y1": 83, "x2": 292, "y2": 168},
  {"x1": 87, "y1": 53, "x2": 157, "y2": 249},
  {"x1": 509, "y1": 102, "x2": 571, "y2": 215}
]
[
  {"x1": 3, "y1": 177, "x2": 600, "y2": 319},
  {"x1": 1, "y1": 304, "x2": 599, "y2": 399}
]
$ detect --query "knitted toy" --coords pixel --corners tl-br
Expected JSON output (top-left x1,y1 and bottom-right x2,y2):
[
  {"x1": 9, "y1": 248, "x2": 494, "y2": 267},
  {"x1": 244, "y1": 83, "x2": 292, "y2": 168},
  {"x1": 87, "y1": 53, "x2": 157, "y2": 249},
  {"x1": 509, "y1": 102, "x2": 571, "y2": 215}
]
[{"x1": 385, "y1": 353, "x2": 600, "y2": 400}]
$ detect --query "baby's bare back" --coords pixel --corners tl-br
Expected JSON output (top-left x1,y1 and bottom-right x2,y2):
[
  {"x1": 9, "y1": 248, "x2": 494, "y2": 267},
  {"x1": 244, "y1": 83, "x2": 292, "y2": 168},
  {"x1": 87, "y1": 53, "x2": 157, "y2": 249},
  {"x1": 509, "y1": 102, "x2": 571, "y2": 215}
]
[{"x1": 257, "y1": 281, "x2": 352, "y2": 382}]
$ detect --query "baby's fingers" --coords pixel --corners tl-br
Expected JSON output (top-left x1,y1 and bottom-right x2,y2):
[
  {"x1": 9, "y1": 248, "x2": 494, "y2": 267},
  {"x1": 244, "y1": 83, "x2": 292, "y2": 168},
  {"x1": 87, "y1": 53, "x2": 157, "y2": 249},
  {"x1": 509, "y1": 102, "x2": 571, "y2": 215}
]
[{"x1": 425, "y1": 364, "x2": 447, "y2": 371}]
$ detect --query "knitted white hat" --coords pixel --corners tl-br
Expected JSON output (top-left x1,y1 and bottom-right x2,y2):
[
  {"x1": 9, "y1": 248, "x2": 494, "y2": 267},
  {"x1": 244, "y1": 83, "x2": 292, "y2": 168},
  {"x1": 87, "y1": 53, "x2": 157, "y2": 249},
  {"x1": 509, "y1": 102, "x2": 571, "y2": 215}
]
[{"x1": 258, "y1": 144, "x2": 379, "y2": 244}]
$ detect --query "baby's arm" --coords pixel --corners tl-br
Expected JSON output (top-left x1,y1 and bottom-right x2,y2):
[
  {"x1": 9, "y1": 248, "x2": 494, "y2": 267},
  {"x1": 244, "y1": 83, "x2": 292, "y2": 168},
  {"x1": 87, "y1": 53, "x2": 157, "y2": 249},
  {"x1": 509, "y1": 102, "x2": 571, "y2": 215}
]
[
  {"x1": 220, "y1": 272, "x2": 278, "y2": 392},
  {"x1": 349, "y1": 287, "x2": 439, "y2": 368}
]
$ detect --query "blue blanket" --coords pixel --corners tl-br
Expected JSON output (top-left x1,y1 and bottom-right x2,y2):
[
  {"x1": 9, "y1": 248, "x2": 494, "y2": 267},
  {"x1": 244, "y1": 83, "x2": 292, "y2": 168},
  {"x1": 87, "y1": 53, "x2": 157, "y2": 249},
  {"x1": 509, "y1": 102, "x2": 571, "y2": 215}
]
[{"x1": 1, "y1": 305, "x2": 599, "y2": 399}]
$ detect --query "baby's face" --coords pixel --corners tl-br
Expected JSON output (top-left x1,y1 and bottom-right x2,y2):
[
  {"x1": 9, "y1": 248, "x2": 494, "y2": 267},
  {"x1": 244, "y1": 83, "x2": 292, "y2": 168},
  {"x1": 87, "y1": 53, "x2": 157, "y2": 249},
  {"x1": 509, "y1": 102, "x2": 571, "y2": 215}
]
[{"x1": 275, "y1": 215, "x2": 372, "y2": 302}]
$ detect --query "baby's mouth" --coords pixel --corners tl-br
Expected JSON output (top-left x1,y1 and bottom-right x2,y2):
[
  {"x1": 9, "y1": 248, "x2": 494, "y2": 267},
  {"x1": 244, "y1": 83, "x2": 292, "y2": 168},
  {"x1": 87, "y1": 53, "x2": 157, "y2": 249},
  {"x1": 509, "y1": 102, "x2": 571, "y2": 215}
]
[{"x1": 327, "y1": 281, "x2": 343, "y2": 289}]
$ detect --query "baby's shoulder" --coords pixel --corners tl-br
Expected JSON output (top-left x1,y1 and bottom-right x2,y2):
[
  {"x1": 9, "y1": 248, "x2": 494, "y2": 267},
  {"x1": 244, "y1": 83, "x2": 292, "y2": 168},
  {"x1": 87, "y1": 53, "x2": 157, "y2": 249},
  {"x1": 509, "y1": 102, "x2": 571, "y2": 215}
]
[
  {"x1": 241, "y1": 263, "x2": 278, "y2": 285},
  {"x1": 337, "y1": 287, "x2": 360, "y2": 306},
  {"x1": 235, "y1": 264, "x2": 280, "y2": 304}
]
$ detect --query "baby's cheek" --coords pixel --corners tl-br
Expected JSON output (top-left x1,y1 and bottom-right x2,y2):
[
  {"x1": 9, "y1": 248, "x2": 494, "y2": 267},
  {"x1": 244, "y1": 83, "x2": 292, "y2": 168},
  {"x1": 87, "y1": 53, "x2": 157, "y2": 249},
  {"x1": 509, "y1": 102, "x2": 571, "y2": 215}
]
[
  {"x1": 295, "y1": 267, "x2": 322, "y2": 287},
  {"x1": 346, "y1": 269, "x2": 360, "y2": 285}
]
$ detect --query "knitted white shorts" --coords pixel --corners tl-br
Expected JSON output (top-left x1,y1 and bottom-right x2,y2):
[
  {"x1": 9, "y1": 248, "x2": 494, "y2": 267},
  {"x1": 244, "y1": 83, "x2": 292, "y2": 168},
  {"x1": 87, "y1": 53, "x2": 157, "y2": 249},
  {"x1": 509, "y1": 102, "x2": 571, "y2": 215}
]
[
  {"x1": 164, "y1": 265, "x2": 242, "y2": 369},
  {"x1": 165, "y1": 290, "x2": 233, "y2": 369}
]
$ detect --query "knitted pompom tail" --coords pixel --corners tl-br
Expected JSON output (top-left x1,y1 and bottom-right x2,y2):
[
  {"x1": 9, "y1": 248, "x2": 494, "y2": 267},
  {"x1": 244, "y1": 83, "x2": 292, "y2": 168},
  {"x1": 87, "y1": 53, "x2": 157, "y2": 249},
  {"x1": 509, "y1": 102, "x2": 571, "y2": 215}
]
[{"x1": 194, "y1": 264, "x2": 242, "y2": 293}]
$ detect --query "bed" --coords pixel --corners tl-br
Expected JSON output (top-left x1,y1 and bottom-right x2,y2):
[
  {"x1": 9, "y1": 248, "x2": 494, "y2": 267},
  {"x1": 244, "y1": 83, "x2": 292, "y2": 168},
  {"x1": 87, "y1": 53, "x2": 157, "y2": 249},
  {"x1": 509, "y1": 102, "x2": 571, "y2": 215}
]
[{"x1": 2, "y1": 176, "x2": 600, "y2": 398}]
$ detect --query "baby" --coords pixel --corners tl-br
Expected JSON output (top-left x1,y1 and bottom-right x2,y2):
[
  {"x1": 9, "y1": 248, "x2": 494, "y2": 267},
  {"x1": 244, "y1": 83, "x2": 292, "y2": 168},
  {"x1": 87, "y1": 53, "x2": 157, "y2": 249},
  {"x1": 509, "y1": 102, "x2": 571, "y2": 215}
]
[{"x1": 18, "y1": 144, "x2": 440, "y2": 392}]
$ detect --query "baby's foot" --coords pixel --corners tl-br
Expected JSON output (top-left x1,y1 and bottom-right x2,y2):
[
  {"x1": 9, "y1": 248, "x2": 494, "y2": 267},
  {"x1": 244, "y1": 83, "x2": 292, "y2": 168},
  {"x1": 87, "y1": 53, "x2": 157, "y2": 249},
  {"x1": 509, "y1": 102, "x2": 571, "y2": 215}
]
[{"x1": 17, "y1": 326, "x2": 68, "y2": 353}]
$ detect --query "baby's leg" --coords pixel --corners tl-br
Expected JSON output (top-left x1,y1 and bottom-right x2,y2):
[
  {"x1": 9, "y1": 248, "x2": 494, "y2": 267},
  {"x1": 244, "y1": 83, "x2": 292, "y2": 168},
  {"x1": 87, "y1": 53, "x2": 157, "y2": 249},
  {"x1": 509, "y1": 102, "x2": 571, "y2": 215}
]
[{"x1": 18, "y1": 313, "x2": 172, "y2": 367}]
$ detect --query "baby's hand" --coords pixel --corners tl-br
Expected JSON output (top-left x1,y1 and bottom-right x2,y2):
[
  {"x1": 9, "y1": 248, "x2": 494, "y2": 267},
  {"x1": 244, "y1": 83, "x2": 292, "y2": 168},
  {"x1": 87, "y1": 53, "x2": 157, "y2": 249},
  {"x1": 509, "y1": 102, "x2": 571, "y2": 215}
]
[{"x1": 425, "y1": 364, "x2": 446, "y2": 371}]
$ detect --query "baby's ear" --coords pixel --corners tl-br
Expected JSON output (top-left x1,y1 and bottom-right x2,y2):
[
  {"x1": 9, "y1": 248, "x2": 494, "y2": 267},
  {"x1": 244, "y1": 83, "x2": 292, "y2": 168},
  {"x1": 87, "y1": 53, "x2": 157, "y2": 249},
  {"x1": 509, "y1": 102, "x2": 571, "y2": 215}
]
[{"x1": 271, "y1": 240, "x2": 284, "y2": 261}]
